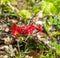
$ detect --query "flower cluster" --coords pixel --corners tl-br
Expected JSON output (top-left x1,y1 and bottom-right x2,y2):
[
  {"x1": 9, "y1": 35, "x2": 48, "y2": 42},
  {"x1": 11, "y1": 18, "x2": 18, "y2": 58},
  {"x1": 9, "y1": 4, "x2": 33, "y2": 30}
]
[{"x1": 9, "y1": 22, "x2": 43, "y2": 38}]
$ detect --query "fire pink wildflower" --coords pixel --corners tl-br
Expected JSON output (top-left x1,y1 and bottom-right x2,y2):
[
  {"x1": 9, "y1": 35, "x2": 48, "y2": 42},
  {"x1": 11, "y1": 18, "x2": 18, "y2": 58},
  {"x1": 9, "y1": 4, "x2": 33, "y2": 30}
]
[
  {"x1": 37, "y1": 24, "x2": 43, "y2": 32},
  {"x1": 24, "y1": 23, "x2": 35, "y2": 35},
  {"x1": 9, "y1": 23, "x2": 23, "y2": 36},
  {"x1": 9, "y1": 22, "x2": 43, "y2": 38}
]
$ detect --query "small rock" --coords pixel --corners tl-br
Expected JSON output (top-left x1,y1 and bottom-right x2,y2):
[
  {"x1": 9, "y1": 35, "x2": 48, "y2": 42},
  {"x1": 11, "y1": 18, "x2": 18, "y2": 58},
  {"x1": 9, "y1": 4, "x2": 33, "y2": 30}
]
[
  {"x1": 3, "y1": 55, "x2": 8, "y2": 58},
  {"x1": 25, "y1": 55, "x2": 33, "y2": 58}
]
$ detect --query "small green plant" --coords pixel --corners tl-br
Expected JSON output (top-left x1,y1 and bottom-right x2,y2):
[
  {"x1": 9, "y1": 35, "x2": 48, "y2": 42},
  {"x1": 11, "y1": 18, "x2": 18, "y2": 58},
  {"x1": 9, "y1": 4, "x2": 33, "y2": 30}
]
[
  {"x1": 18, "y1": 10, "x2": 31, "y2": 20},
  {"x1": 40, "y1": 49, "x2": 56, "y2": 58},
  {"x1": 51, "y1": 41, "x2": 60, "y2": 54},
  {"x1": 39, "y1": 0, "x2": 60, "y2": 14}
]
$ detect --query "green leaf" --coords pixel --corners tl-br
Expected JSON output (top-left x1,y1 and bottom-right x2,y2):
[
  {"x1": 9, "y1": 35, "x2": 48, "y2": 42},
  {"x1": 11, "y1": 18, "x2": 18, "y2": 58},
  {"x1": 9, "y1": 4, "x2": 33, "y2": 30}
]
[
  {"x1": 27, "y1": 0, "x2": 35, "y2": 6},
  {"x1": 57, "y1": 25, "x2": 60, "y2": 29},
  {"x1": 32, "y1": 5, "x2": 40, "y2": 13},
  {"x1": 49, "y1": 16, "x2": 53, "y2": 25},
  {"x1": 15, "y1": 56, "x2": 20, "y2": 58},
  {"x1": 51, "y1": 42, "x2": 60, "y2": 54},
  {"x1": 18, "y1": 10, "x2": 31, "y2": 19},
  {"x1": 51, "y1": 32, "x2": 60, "y2": 37},
  {"x1": 55, "y1": 0, "x2": 60, "y2": 12},
  {"x1": 40, "y1": 1, "x2": 58, "y2": 14},
  {"x1": 44, "y1": 0, "x2": 54, "y2": 2},
  {"x1": 36, "y1": 42, "x2": 41, "y2": 48},
  {"x1": 0, "y1": 0, "x2": 16, "y2": 4},
  {"x1": 53, "y1": 15, "x2": 58, "y2": 24}
]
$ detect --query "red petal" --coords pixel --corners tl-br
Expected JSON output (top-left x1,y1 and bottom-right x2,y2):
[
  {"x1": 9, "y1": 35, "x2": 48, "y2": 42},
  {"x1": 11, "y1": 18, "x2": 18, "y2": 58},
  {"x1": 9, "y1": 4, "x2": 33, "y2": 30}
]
[{"x1": 38, "y1": 24, "x2": 43, "y2": 31}]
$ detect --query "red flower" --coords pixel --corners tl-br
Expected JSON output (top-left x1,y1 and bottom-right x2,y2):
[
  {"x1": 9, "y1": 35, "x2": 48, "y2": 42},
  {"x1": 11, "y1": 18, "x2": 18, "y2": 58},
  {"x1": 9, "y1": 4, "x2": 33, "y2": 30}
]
[
  {"x1": 9, "y1": 23, "x2": 17, "y2": 35},
  {"x1": 9, "y1": 23, "x2": 23, "y2": 37},
  {"x1": 37, "y1": 24, "x2": 43, "y2": 32},
  {"x1": 29, "y1": 22, "x2": 35, "y2": 30},
  {"x1": 9, "y1": 22, "x2": 43, "y2": 38},
  {"x1": 17, "y1": 26, "x2": 23, "y2": 34},
  {"x1": 24, "y1": 23, "x2": 35, "y2": 35}
]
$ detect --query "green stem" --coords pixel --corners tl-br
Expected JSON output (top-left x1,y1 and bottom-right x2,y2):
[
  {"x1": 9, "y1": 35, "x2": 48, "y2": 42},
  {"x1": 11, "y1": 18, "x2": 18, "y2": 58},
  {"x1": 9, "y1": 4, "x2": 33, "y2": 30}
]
[{"x1": 17, "y1": 40, "x2": 21, "y2": 58}]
